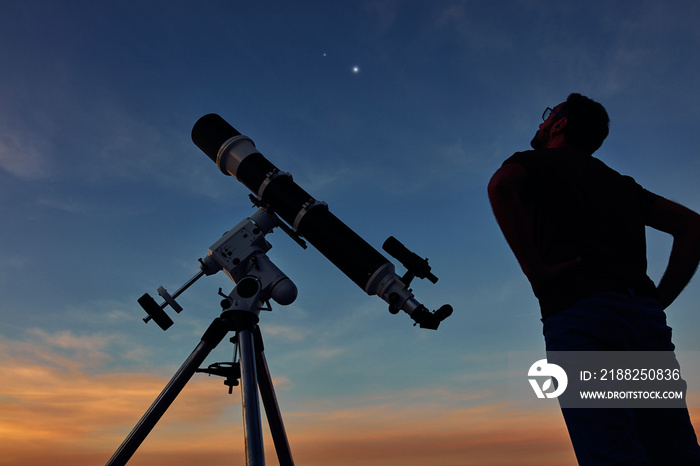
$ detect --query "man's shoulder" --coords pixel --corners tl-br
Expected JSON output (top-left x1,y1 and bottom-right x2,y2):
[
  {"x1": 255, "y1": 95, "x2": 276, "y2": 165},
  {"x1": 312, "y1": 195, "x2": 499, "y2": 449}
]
[
  {"x1": 503, "y1": 148, "x2": 571, "y2": 171},
  {"x1": 503, "y1": 149, "x2": 539, "y2": 168},
  {"x1": 504, "y1": 149, "x2": 537, "y2": 161}
]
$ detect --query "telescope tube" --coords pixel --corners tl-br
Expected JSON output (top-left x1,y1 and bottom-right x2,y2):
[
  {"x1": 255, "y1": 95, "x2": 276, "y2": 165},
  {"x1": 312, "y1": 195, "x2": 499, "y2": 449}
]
[
  {"x1": 192, "y1": 114, "x2": 452, "y2": 329},
  {"x1": 191, "y1": 114, "x2": 390, "y2": 294}
]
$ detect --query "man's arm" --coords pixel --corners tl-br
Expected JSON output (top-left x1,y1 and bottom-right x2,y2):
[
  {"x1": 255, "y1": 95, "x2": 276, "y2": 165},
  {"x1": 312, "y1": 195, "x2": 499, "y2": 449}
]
[
  {"x1": 646, "y1": 197, "x2": 700, "y2": 309},
  {"x1": 487, "y1": 163, "x2": 579, "y2": 295}
]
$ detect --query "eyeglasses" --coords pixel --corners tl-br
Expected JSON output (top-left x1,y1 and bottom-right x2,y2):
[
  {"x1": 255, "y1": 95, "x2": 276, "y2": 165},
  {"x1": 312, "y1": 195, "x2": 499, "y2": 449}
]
[{"x1": 542, "y1": 107, "x2": 566, "y2": 121}]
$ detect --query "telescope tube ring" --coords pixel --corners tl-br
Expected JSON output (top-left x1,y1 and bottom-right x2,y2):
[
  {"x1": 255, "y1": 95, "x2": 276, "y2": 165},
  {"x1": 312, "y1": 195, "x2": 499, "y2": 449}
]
[
  {"x1": 292, "y1": 199, "x2": 328, "y2": 233},
  {"x1": 257, "y1": 169, "x2": 293, "y2": 201}
]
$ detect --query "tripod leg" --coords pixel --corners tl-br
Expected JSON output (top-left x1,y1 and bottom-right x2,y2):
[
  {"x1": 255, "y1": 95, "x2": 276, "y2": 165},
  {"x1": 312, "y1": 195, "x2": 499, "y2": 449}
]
[
  {"x1": 238, "y1": 327, "x2": 266, "y2": 466},
  {"x1": 254, "y1": 329, "x2": 294, "y2": 466},
  {"x1": 106, "y1": 318, "x2": 230, "y2": 466}
]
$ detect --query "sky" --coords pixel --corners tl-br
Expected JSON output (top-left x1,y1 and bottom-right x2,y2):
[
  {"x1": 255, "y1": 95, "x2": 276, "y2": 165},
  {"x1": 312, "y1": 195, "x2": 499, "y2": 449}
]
[{"x1": 2, "y1": 1, "x2": 700, "y2": 464}]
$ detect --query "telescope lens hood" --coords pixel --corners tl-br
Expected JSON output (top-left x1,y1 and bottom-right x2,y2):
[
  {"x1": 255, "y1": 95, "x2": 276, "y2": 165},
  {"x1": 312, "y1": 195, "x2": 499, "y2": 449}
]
[{"x1": 192, "y1": 114, "x2": 241, "y2": 163}]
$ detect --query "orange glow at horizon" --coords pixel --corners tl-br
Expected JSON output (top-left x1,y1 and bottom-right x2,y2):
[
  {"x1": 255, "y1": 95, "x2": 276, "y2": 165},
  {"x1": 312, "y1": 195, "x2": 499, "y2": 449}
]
[
  {"x1": 3, "y1": 338, "x2": 699, "y2": 466},
  {"x1": 0, "y1": 336, "x2": 573, "y2": 466}
]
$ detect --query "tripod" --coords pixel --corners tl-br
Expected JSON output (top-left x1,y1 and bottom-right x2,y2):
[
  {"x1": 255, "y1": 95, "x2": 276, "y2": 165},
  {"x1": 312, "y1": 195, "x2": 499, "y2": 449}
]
[
  {"x1": 107, "y1": 208, "x2": 298, "y2": 465},
  {"x1": 107, "y1": 277, "x2": 294, "y2": 466}
]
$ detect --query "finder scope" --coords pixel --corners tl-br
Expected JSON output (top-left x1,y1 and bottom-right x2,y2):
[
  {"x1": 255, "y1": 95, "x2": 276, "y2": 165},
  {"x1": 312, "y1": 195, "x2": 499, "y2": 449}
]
[{"x1": 191, "y1": 114, "x2": 451, "y2": 329}]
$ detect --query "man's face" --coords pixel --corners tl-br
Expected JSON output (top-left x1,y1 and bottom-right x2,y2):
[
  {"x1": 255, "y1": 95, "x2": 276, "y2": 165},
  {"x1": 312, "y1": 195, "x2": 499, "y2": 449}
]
[{"x1": 531, "y1": 103, "x2": 565, "y2": 150}]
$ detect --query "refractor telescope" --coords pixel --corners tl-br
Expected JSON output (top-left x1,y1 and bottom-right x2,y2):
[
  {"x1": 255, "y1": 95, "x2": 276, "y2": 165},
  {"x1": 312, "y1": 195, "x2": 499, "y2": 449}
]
[
  {"x1": 110, "y1": 115, "x2": 453, "y2": 466},
  {"x1": 191, "y1": 114, "x2": 452, "y2": 329}
]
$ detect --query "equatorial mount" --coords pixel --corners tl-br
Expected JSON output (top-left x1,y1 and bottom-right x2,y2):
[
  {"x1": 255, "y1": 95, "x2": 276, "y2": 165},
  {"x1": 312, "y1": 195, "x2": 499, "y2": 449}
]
[{"x1": 138, "y1": 207, "x2": 297, "y2": 331}]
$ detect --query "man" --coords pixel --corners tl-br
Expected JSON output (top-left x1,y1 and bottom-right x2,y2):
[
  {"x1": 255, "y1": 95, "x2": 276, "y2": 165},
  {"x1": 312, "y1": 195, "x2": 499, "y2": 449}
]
[{"x1": 488, "y1": 93, "x2": 700, "y2": 465}]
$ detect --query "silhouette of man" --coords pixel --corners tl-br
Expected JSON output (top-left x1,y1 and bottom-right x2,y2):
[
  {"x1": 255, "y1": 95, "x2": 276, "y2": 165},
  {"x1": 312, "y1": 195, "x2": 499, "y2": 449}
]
[{"x1": 488, "y1": 93, "x2": 700, "y2": 465}]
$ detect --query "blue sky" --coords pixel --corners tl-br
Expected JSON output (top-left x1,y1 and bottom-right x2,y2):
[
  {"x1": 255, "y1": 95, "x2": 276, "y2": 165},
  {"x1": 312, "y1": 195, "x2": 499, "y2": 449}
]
[{"x1": 2, "y1": 1, "x2": 700, "y2": 464}]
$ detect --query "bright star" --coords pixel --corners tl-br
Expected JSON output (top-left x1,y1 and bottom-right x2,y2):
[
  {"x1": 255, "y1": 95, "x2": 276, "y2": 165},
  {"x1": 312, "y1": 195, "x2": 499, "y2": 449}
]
[{"x1": 352, "y1": 66, "x2": 360, "y2": 74}]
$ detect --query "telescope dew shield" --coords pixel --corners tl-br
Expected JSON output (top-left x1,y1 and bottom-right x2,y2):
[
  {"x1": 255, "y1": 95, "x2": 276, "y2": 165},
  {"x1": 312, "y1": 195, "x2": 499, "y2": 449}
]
[{"x1": 191, "y1": 114, "x2": 390, "y2": 294}]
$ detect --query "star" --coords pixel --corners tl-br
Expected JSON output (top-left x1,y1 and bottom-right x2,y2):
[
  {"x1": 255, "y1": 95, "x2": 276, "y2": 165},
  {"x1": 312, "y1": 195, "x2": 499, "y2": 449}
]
[{"x1": 352, "y1": 66, "x2": 360, "y2": 74}]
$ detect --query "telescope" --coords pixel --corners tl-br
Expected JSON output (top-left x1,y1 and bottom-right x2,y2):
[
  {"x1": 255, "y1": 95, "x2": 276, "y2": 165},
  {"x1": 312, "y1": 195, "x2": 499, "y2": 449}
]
[
  {"x1": 107, "y1": 115, "x2": 452, "y2": 466},
  {"x1": 191, "y1": 113, "x2": 452, "y2": 329}
]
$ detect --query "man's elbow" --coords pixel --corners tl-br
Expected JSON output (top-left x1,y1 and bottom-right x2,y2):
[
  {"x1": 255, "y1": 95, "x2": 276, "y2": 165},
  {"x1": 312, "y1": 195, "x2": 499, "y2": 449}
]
[
  {"x1": 674, "y1": 206, "x2": 700, "y2": 239},
  {"x1": 686, "y1": 210, "x2": 700, "y2": 240},
  {"x1": 648, "y1": 198, "x2": 700, "y2": 238}
]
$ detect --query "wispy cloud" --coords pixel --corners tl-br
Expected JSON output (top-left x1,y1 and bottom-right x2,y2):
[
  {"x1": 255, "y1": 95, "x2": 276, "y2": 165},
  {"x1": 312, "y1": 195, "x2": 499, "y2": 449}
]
[
  {"x1": 261, "y1": 323, "x2": 312, "y2": 343},
  {"x1": 0, "y1": 333, "x2": 555, "y2": 465},
  {"x1": 0, "y1": 336, "x2": 235, "y2": 463},
  {"x1": 5, "y1": 334, "x2": 700, "y2": 465},
  {"x1": 0, "y1": 129, "x2": 52, "y2": 180}
]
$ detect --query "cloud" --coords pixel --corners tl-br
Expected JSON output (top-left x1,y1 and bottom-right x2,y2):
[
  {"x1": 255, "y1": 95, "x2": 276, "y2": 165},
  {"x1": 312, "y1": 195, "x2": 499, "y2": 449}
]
[
  {"x1": 0, "y1": 336, "x2": 237, "y2": 464},
  {"x1": 270, "y1": 390, "x2": 578, "y2": 466},
  {"x1": 433, "y1": 3, "x2": 513, "y2": 54},
  {"x1": 34, "y1": 196, "x2": 91, "y2": 214},
  {"x1": 0, "y1": 332, "x2": 575, "y2": 466},
  {"x1": 5, "y1": 329, "x2": 700, "y2": 465},
  {"x1": 0, "y1": 129, "x2": 52, "y2": 180},
  {"x1": 259, "y1": 323, "x2": 311, "y2": 343}
]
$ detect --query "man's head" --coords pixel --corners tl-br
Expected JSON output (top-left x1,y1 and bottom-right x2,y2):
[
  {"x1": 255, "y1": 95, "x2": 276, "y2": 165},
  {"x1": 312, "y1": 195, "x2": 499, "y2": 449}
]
[{"x1": 531, "y1": 93, "x2": 610, "y2": 154}]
